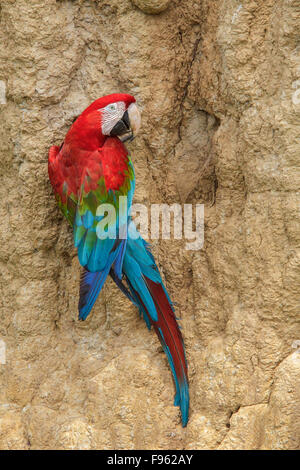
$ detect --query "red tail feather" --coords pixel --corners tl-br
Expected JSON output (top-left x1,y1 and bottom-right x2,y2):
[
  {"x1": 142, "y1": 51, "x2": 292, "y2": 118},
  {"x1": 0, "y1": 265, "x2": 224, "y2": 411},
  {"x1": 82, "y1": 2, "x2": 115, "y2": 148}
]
[
  {"x1": 117, "y1": 269, "x2": 189, "y2": 425},
  {"x1": 145, "y1": 278, "x2": 188, "y2": 379}
]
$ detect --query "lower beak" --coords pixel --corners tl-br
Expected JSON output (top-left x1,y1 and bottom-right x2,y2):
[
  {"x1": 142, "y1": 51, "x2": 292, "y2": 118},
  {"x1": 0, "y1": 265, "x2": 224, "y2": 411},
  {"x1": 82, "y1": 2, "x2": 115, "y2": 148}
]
[
  {"x1": 109, "y1": 110, "x2": 133, "y2": 142},
  {"x1": 109, "y1": 103, "x2": 141, "y2": 143}
]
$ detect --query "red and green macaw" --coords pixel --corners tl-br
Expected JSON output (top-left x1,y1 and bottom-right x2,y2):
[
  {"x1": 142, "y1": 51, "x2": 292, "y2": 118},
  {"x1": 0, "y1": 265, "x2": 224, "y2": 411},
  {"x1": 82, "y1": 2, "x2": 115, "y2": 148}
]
[{"x1": 48, "y1": 93, "x2": 189, "y2": 426}]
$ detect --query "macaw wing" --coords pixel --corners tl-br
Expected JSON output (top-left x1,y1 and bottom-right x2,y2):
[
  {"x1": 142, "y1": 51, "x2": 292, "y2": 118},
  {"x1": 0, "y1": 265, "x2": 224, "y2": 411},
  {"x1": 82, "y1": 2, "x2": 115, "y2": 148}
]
[
  {"x1": 49, "y1": 138, "x2": 135, "y2": 320},
  {"x1": 74, "y1": 164, "x2": 120, "y2": 273},
  {"x1": 48, "y1": 144, "x2": 117, "y2": 266},
  {"x1": 74, "y1": 140, "x2": 135, "y2": 274},
  {"x1": 75, "y1": 139, "x2": 135, "y2": 320}
]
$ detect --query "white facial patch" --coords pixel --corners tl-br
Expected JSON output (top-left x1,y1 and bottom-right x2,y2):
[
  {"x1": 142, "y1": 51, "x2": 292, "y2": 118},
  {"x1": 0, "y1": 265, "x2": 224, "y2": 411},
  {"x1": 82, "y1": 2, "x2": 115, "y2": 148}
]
[{"x1": 100, "y1": 101, "x2": 126, "y2": 135}]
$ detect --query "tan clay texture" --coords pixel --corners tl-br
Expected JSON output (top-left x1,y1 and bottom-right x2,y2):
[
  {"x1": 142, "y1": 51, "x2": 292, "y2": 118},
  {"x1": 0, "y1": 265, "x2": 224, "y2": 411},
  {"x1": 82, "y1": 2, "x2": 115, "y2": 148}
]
[
  {"x1": 0, "y1": 0, "x2": 299, "y2": 450},
  {"x1": 131, "y1": 0, "x2": 171, "y2": 15}
]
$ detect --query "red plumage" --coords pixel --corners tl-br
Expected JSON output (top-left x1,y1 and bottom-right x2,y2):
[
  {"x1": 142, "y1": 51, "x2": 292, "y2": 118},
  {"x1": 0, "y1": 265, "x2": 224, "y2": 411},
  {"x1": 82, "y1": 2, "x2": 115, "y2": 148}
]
[
  {"x1": 48, "y1": 93, "x2": 189, "y2": 426},
  {"x1": 48, "y1": 93, "x2": 135, "y2": 205},
  {"x1": 145, "y1": 277, "x2": 188, "y2": 382}
]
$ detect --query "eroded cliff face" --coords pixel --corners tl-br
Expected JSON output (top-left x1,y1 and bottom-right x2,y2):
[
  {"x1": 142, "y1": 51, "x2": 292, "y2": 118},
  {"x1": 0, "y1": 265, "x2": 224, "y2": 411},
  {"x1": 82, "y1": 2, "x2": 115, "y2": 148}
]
[{"x1": 0, "y1": 0, "x2": 299, "y2": 450}]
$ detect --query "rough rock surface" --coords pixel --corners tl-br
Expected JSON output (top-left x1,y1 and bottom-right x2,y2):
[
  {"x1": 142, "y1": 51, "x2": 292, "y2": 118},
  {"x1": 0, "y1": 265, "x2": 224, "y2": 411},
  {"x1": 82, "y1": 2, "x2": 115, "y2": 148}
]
[
  {"x1": 131, "y1": 0, "x2": 171, "y2": 15},
  {"x1": 0, "y1": 0, "x2": 299, "y2": 450}
]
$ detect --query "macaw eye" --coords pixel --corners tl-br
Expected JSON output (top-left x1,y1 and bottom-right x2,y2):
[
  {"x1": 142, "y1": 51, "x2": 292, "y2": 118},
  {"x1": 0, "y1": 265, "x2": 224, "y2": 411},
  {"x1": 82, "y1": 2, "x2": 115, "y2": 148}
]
[{"x1": 105, "y1": 103, "x2": 117, "y2": 112}]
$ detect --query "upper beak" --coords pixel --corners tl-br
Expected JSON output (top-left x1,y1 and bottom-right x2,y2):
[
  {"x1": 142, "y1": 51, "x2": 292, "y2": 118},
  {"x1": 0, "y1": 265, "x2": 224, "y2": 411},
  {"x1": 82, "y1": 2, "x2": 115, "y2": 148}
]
[{"x1": 109, "y1": 103, "x2": 141, "y2": 142}]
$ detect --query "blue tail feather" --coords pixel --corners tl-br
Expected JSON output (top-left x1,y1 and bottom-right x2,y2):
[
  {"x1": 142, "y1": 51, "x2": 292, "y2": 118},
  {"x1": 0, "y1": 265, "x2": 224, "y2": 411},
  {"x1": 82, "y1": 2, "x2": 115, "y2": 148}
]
[{"x1": 120, "y1": 236, "x2": 189, "y2": 427}]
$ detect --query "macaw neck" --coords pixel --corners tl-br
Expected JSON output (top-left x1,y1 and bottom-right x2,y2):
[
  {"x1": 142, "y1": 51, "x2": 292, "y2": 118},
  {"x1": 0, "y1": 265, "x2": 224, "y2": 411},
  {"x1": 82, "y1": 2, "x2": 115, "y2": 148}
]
[{"x1": 64, "y1": 111, "x2": 106, "y2": 152}]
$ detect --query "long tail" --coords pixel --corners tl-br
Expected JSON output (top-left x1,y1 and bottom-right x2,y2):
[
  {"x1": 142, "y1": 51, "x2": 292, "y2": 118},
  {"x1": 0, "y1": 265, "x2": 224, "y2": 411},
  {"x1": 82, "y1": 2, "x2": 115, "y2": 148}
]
[
  {"x1": 78, "y1": 235, "x2": 189, "y2": 426},
  {"x1": 119, "y1": 237, "x2": 189, "y2": 427}
]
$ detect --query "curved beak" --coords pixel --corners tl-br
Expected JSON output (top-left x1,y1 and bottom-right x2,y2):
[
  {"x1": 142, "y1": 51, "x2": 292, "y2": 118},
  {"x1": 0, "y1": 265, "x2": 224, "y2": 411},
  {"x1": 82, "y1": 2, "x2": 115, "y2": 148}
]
[{"x1": 109, "y1": 103, "x2": 141, "y2": 142}]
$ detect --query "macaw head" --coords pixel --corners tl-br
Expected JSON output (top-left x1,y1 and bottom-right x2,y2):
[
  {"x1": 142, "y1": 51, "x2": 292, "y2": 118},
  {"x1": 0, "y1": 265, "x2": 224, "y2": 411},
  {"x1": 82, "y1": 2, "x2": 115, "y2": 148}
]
[{"x1": 81, "y1": 93, "x2": 141, "y2": 143}]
